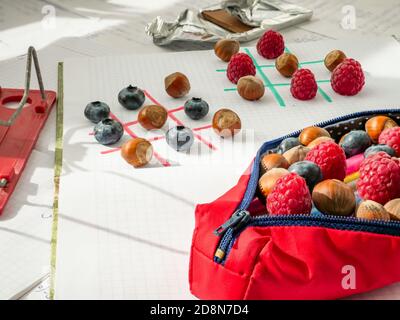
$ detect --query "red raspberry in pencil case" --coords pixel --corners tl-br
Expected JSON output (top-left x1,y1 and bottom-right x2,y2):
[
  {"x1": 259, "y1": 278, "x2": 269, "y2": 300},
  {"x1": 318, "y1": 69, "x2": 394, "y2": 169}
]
[
  {"x1": 226, "y1": 53, "x2": 256, "y2": 84},
  {"x1": 357, "y1": 152, "x2": 400, "y2": 205},
  {"x1": 290, "y1": 69, "x2": 318, "y2": 100},
  {"x1": 256, "y1": 30, "x2": 285, "y2": 59},
  {"x1": 266, "y1": 173, "x2": 312, "y2": 215},
  {"x1": 331, "y1": 58, "x2": 365, "y2": 96},
  {"x1": 378, "y1": 127, "x2": 400, "y2": 156},
  {"x1": 305, "y1": 141, "x2": 347, "y2": 181}
]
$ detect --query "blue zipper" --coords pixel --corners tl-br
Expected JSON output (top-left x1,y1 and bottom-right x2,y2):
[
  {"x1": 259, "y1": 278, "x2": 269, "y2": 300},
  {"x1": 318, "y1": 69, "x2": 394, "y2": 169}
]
[{"x1": 213, "y1": 108, "x2": 400, "y2": 265}]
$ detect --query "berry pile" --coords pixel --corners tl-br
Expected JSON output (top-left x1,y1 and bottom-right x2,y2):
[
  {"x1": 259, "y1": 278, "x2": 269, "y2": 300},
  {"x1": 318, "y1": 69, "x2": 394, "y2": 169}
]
[{"x1": 258, "y1": 115, "x2": 400, "y2": 220}]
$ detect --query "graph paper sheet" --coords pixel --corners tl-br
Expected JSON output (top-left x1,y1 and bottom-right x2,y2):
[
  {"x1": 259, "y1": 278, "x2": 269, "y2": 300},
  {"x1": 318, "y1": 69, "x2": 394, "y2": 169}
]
[{"x1": 55, "y1": 37, "x2": 400, "y2": 299}]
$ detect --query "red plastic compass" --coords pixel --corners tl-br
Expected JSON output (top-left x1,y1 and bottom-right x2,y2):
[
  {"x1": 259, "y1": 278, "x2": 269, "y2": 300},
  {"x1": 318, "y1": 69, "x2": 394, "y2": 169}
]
[{"x1": 0, "y1": 47, "x2": 57, "y2": 214}]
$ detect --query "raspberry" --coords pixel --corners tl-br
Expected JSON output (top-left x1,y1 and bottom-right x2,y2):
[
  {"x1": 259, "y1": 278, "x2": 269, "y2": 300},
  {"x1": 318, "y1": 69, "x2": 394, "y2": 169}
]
[
  {"x1": 331, "y1": 58, "x2": 365, "y2": 96},
  {"x1": 267, "y1": 173, "x2": 312, "y2": 215},
  {"x1": 305, "y1": 141, "x2": 347, "y2": 181},
  {"x1": 290, "y1": 69, "x2": 318, "y2": 100},
  {"x1": 226, "y1": 53, "x2": 256, "y2": 84},
  {"x1": 357, "y1": 152, "x2": 400, "y2": 204},
  {"x1": 256, "y1": 30, "x2": 285, "y2": 59},
  {"x1": 378, "y1": 127, "x2": 400, "y2": 156}
]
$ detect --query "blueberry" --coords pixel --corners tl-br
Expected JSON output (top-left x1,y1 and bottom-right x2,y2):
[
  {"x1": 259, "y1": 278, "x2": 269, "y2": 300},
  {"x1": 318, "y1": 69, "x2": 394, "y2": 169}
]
[
  {"x1": 84, "y1": 101, "x2": 110, "y2": 123},
  {"x1": 118, "y1": 85, "x2": 145, "y2": 110},
  {"x1": 277, "y1": 137, "x2": 301, "y2": 154},
  {"x1": 364, "y1": 144, "x2": 396, "y2": 158},
  {"x1": 288, "y1": 160, "x2": 322, "y2": 191},
  {"x1": 94, "y1": 118, "x2": 124, "y2": 145},
  {"x1": 340, "y1": 130, "x2": 372, "y2": 158},
  {"x1": 166, "y1": 126, "x2": 194, "y2": 151},
  {"x1": 184, "y1": 97, "x2": 209, "y2": 120}
]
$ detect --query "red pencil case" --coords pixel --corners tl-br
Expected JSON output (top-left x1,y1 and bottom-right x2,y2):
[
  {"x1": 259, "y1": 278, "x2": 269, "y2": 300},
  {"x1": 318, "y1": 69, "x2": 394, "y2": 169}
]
[{"x1": 189, "y1": 109, "x2": 400, "y2": 300}]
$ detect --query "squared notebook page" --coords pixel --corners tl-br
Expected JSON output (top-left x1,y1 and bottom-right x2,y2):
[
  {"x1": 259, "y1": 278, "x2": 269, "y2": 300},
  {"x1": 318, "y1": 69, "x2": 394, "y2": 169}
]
[{"x1": 56, "y1": 37, "x2": 400, "y2": 299}]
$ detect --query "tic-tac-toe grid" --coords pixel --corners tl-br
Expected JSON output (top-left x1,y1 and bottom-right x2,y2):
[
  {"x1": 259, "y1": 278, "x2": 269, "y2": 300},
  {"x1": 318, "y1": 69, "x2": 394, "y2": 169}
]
[
  {"x1": 94, "y1": 90, "x2": 217, "y2": 167},
  {"x1": 216, "y1": 47, "x2": 333, "y2": 107}
]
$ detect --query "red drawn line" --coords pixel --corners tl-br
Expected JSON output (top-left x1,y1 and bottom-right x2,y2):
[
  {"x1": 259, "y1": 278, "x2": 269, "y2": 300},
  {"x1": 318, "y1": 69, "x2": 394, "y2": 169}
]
[
  {"x1": 144, "y1": 90, "x2": 163, "y2": 106},
  {"x1": 101, "y1": 147, "x2": 121, "y2": 155},
  {"x1": 193, "y1": 132, "x2": 217, "y2": 150},
  {"x1": 193, "y1": 124, "x2": 212, "y2": 131},
  {"x1": 124, "y1": 119, "x2": 139, "y2": 127},
  {"x1": 109, "y1": 112, "x2": 171, "y2": 167},
  {"x1": 149, "y1": 135, "x2": 165, "y2": 142},
  {"x1": 169, "y1": 112, "x2": 217, "y2": 150},
  {"x1": 168, "y1": 106, "x2": 184, "y2": 113},
  {"x1": 166, "y1": 111, "x2": 184, "y2": 126},
  {"x1": 144, "y1": 90, "x2": 217, "y2": 151}
]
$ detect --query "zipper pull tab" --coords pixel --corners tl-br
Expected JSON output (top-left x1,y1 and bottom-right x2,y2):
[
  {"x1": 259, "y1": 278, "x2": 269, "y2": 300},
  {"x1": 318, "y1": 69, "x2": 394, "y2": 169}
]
[{"x1": 213, "y1": 210, "x2": 250, "y2": 237}]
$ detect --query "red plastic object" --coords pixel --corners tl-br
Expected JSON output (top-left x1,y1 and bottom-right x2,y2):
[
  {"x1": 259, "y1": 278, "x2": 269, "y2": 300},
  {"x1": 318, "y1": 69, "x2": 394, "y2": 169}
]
[{"x1": 0, "y1": 88, "x2": 56, "y2": 214}]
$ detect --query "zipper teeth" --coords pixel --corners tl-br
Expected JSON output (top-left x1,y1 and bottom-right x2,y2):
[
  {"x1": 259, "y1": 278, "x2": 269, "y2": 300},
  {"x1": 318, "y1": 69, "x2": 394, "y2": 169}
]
[{"x1": 251, "y1": 213, "x2": 400, "y2": 227}]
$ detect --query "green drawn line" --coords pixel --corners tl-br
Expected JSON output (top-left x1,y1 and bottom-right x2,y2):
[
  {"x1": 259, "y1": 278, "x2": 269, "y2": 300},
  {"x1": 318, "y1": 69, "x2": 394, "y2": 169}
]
[
  {"x1": 244, "y1": 48, "x2": 285, "y2": 107},
  {"x1": 50, "y1": 62, "x2": 64, "y2": 300},
  {"x1": 318, "y1": 87, "x2": 333, "y2": 102}
]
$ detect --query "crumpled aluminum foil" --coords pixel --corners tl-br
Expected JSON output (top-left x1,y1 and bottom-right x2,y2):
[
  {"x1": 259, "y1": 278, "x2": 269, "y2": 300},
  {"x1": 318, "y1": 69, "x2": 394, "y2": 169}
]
[{"x1": 145, "y1": 0, "x2": 313, "y2": 46}]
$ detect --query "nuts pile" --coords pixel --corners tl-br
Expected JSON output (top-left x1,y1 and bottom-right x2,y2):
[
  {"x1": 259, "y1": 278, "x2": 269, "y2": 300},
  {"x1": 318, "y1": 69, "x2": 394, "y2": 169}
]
[{"x1": 258, "y1": 115, "x2": 400, "y2": 221}]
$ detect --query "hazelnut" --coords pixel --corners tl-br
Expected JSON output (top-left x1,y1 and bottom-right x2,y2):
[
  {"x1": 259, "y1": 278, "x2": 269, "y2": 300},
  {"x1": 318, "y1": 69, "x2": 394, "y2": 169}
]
[
  {"x1": 299, "y1": 126, "x2": 331, "y2": 146},
  {"x1": 307, "y1": 136, "x2": 334, "y2": 149},
  {"x1": 356, "y1": 200, "x2": 390, "y2": 221},
  {"x1": 365, "y1": 115, "x2": 398, "y2": 143},
  {"x1": 312, "y1": 179, "x2": 356, "y2": 216},
  {"x1": 212, "y1": 108, "x2": 241, "y2": 138},
  {"x1": 283, "y1": 145, "x2": 310, "y2": 165},
  {"x1": 214, "y1": 39, "x2": 240, "y2": 62},
  {"x1": 164, "y1": 72, "x2": 190, "y2": 98},
  {"x1": 138, "y1": 105, "x2": 168, "y2": 130},
  {"x1": 121, "y1": 138, "x2": 153, "y2": 168},
  {"x1": 258, "y1": 168, "x2": 289, "y2": 199},
  {"x1": 384, "y1": 199, "x2": 400, "y2": 221},
  {"x1": 237, "y1": 76, "x2": 265, "y2": 101},
  {"x1": 324, "y1": 50, "x2": 346, "y2": 72},
  {"x1": 275, "y1": 53, "x2": 299, "y2": 77},
  {"x1": 260, "y1": 153, "x2": 289, "y2": 175}
]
